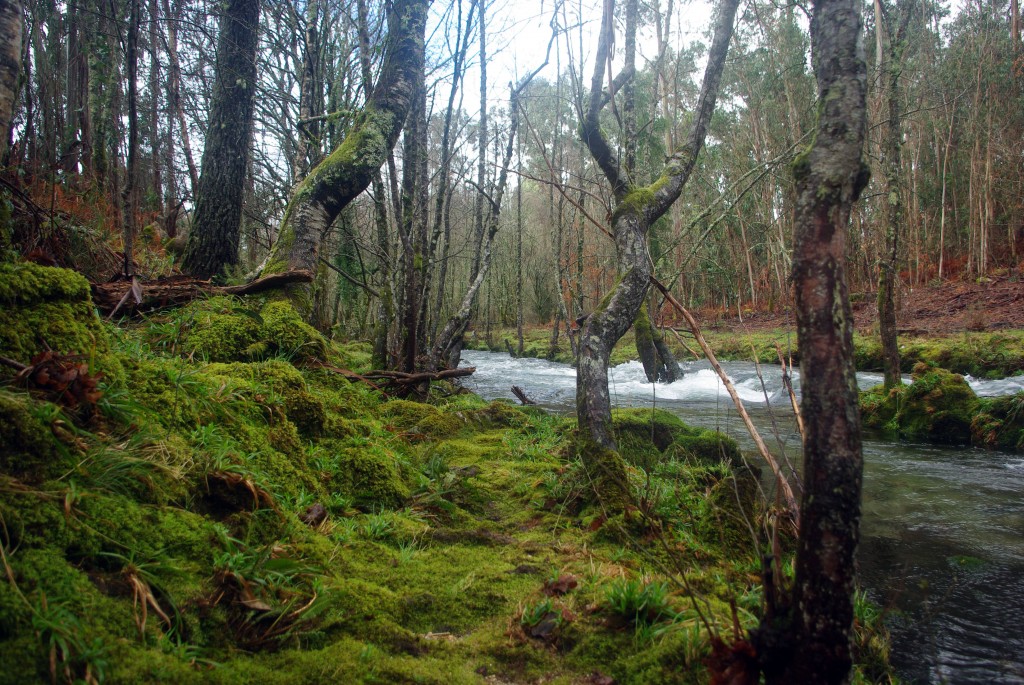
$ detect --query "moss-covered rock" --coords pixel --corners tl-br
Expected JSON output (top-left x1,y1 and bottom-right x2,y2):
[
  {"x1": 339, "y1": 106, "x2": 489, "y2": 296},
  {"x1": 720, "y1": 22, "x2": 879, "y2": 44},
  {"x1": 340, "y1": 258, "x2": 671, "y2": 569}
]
[
  {"x1": 259, "y1": 300, "x2": 329, "y2": 362},
  {"x1": 971, "y1": 392, "x2": 1024, "y2": 451},
  {"x1": 0, "y1": 263, "x2": 122, "y2": 379},
  {"x1": 862, "y1": 363, "x2": 980, "y2": 444},
  {"x1": 611, "y1": 407, "x2": 741, "y2": 467},
  {"x1": 0, "y1": 390, "x2": 74, "y2": 483},
  {"x1": 323, "y1": 439, "x2": 410, "y2": 509},
  {"x1": 178, "y1": 297, "x2": 328, "y2": 364}
]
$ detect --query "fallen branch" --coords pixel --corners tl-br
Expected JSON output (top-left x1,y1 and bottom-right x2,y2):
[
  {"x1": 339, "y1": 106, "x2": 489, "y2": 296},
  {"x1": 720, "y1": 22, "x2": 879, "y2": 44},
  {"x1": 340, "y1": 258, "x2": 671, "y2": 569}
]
[
  {"x1": 361, "y1": 367, "x2": 475, "y2": 383},
  {"x1": 775, "y1": 343, "x2": 804, "y2": 438},
  {"x1": 91, "y1": 269, "x2": 314, "y2": 316},
  {"x1": 650, "y1": 276, "x2": 800, "y2": 529},
  {"x1": 511, "y1": 385, "x2": 535, "y2": 405}
]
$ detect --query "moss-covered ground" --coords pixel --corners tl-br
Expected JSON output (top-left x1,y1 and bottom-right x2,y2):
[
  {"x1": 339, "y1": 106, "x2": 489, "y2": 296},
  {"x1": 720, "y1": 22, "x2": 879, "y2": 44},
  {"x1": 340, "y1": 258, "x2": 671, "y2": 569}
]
[{"x1": 0, "y1": 267, "x2": 893, "y2": 683}]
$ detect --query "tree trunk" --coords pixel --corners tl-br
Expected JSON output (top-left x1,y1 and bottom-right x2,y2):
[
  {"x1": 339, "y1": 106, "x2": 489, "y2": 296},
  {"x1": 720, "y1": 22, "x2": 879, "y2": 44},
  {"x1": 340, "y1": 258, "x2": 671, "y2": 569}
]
[
  {"x1": 121, "y1": 0, "x2": 140, "y2": 278},
  {"x1": 259, "y1": 0, "x2": 428, "y2": 316},
  {"x1": 181, "y1": 0, "x2": 261, "y2": 279},
  {"x1": 756, "y1": 0, "x2": 868, "y2": 680},
  {"x1": 0, "y1": 0, "x2": 23, "y2": 160},
  {"x1": 162, "y1": 0, "x2": 199, "y2": 199},
  {"x1": 576, "y1": 0, "x2": 739, "y2": 505},
  {"x1": 875, "y1": 0, "x2": 912, "y2": 390}
]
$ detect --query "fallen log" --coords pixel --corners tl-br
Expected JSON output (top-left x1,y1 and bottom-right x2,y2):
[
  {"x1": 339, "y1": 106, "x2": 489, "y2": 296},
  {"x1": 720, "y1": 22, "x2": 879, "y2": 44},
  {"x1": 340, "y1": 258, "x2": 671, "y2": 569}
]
[
  {"x1": 360, "y1": 367, "x2": 475, "y2": 384},
  {"x1": 314, "y1": 363, "x2": 475, "y2": 397},
  {"x1": 91, "y1": 269, "x2": 314, "y2": 316}
]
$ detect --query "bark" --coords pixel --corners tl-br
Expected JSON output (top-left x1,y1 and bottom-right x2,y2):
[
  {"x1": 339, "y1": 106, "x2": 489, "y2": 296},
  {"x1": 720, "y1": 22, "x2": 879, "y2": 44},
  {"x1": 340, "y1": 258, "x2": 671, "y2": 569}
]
[
  {"x1": 161, "y1": 0, "x2": 199, "y2": 198},
  {"x1": 398, "y1": 78, "x2": 427, "y2": 372},
  {"x1": 635, "y1": 295, "x2": 681, "y2": 383},
  {"x1": 260, "y1": 0, "x2": 429, "y2": 316},
  {"x1": 755, "y1": 0, "x2": 869, "y2": 679},
  {"x1": 875, "y1": 0, "x2": 913, "y2": 390},
  {"x1": 0, "y1": 0, "x2": 23, "y2": 160},
  {"x1": 122, "y1": 0, "x2": 140, "y2": 278},
  {"x1": 181, "y1": 0, "x2": 261, "y2": 279},
  {"x1": 576, "y1": 0, "x2": 739, "y2": 486}
]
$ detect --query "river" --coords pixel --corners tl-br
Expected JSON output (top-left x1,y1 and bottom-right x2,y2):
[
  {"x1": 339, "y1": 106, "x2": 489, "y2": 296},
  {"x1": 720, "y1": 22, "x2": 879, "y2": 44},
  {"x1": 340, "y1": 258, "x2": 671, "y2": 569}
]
[{"x1": 459, "y1": 350, "x2": 1024, "y2": 684}]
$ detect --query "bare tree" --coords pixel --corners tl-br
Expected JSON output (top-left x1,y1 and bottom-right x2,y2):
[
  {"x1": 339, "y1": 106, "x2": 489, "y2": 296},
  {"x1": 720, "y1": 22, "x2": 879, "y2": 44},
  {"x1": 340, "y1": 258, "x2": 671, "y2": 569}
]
[{"x1": 575, "y1": 0, "x2": 739, "y2": 505}]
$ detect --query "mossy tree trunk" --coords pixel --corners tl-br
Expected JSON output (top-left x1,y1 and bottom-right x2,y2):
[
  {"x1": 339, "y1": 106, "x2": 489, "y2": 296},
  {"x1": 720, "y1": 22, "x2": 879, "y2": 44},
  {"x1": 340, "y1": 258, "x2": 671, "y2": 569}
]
[
  {"x1": 875, "y1": 0, "x2": 914, "y2": 390},
  {"x1": 259, "y1": 0, "x2": 429, "y2": 315},
  {"x1": 181, "y1": 0, "x2": 261, "y2": 280},
  {"x1": 576, "y1": 0, "x2": 739, "y2": 501},
  {"x1": 635, "y1": 298, "x2": 681, "y2": 383},
  {"x1": 755, "y1": 0, "x2": 869, "y2": 680}
]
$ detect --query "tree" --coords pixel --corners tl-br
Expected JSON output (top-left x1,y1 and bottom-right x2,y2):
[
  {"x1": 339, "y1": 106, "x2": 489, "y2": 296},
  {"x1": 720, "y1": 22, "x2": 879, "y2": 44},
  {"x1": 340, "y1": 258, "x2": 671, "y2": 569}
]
[
  {"x1": 181, "y1": 0, "x2": 261, "y2": 279},
  {"x1": 0, "y1": 0, "x2": 24, "y2": 160},
  {"x1": 874, "y1": 0, "x2": 915, "y2": 390},
  {"x1": 258, "y1": 0, "x2": 429, "y2": 315},
  {"x1": 754, "y1": 0, "x2": 869, "y2": 679},
  {"x1": 575, "y1": 0, "x2": 739, "y2": 504}
]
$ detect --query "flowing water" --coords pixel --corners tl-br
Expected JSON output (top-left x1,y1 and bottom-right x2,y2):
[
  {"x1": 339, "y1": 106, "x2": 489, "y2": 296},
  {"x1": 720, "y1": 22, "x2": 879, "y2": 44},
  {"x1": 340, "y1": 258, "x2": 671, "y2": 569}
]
[{"x1": 460, "y1": 350, "x2": 1024, "y2": 684}]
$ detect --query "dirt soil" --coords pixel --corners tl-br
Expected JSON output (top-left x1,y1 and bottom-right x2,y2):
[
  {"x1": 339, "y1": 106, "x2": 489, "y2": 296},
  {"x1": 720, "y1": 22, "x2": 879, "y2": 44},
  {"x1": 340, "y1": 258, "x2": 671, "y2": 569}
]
[{"x1": 704, "y1": 274, "x2": 1024, "y2": 335}]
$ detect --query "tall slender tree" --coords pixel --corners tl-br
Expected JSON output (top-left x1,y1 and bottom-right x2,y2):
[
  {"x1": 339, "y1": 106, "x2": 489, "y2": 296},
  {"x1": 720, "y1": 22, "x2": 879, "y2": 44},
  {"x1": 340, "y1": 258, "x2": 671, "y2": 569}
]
[
  {"x1": 0, "y1": 0, "x2": 23, "y2": 160},
  {"x1": 755, "y1": 0, "x2": 869, "y2": 679}
]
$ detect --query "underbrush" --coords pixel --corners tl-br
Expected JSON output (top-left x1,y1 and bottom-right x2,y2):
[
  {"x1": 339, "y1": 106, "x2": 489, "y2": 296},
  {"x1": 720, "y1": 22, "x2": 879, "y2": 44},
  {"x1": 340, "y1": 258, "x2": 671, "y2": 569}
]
[{"x1": 0, "y1": 266, "x2": 895, "y2": 683}]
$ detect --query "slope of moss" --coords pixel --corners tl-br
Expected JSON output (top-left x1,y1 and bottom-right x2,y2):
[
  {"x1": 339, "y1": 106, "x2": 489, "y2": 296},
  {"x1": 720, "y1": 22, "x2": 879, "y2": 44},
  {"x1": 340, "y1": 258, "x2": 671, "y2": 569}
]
[{"x1": 0, "y1": 283, "x2": 893, "y2": 684}]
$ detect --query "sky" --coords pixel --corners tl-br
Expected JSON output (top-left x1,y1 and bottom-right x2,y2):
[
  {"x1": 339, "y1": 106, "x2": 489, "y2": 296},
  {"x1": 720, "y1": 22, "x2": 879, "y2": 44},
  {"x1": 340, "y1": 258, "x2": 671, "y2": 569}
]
[{"x1": 434, "y1": 0, "x2": 716, "y2": 117}]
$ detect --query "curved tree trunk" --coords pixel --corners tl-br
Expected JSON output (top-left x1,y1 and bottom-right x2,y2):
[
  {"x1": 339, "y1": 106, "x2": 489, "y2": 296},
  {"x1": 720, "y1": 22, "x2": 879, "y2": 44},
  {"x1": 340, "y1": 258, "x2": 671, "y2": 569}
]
[
  {"x1": 181, "y1": 0, "x2": 261, "y2": 279},
  {"x1": 576, "y1": 0, "x2": 739, "y2": 505},
  {"x1": 756, "y1": 0, "x2": 869, "y2": 680},
  {"x1": 259, "y1": 0, "x2": 429, "y2": 314}
]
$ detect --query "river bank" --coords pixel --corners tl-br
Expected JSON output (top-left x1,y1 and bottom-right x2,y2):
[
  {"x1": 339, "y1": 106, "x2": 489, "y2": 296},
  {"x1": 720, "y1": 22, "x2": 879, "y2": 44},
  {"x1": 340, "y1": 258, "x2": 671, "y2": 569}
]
[
  {"x1": 468, "y1": 275, "x2": 1024, "y2": 379},
  {"x1": 460, "y1": 350, "x2": 1024, "y2": 683},
  {"x1": 0, "y1": 264, "x2": 892, "y2": 683}
]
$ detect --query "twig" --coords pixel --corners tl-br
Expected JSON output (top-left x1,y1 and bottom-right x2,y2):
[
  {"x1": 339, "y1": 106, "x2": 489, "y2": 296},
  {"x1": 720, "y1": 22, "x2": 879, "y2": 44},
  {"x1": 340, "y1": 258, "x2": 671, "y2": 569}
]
[
  {"x1": 650, "y1": 276, "x2": 800, "y2": 529},
  {"x1": 775, "y1": 343, "x2": 804, "y2": 438}
]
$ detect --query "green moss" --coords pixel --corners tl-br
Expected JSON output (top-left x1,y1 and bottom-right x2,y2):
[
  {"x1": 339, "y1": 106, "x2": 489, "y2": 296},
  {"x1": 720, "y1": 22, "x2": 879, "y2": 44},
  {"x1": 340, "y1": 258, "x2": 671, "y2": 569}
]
[
  {"x1": 972, "y1": 392, "x2": 1024, "y2": 451},
  {"x1": 611, "y1": 408, "x2": 741, "y2": 467},
  {"x1": 0, "y1": 263, "x2": 122, "y2": 379},
  {"x1": 381, "y1": 399, "x2": 441, "y2": 430},
  {"x1": 179, "y1": 296, "x2": 262, "y2": 362},
  {"x1": 178, "y1": 297, "x2": 328, "y2": 364},
  {"x1": 862, "y1": 364, "x2": 980, "y2": 444},
  {"x1": 611, "y1": 188, "x2": 656, "y2": 224},
  {"x1": 259, "y1": 300, "x2": 329, "y2": 362},
  {"x1": 327, "y1": 441, "x2": 410, "y2": 509},
  {"x1": 0, "y1": 391, "x2": 71, "y2": 482}
]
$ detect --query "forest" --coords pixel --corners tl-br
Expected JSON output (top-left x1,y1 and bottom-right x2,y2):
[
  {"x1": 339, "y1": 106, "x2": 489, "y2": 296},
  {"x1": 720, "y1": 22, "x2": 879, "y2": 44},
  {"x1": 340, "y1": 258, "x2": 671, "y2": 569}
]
[{"x1": 0, "y1": 0, "x2": 1022, "y2": 682}]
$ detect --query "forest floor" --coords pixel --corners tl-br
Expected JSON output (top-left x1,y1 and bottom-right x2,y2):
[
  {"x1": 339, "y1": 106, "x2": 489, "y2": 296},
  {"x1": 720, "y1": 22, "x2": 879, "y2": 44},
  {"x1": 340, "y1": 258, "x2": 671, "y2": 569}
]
[{"x1": 704, "y1": 274, "x2": 1024, "y2": 335}]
